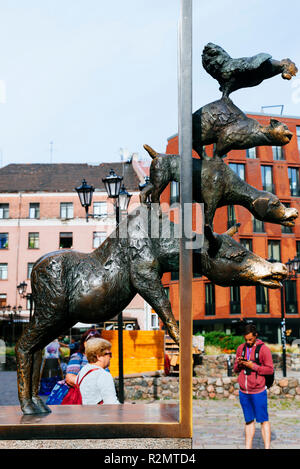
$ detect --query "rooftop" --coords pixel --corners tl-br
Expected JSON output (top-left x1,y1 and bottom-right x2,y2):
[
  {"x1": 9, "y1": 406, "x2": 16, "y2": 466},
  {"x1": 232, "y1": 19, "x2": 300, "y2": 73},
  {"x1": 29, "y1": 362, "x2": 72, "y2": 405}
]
[{"x1": 0, "y1": 161, "x2": 140, "y2": 193}]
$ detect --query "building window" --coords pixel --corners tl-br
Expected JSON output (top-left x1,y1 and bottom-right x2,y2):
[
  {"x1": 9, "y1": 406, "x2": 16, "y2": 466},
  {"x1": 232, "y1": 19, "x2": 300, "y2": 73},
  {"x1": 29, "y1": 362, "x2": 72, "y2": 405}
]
[
  {"x1": 205, "y1": 283, "x2": 215, "y2": 316},
  {"x1": 29, "y1": 203, "x2": 40, "y2": 219},
  {"x1": 171, "y1": 271, "x2": 179, "y2": 281},
  {"x1": 0, "y1": 293, "x2": 6, "y2": 307},
  {"x1": 227, "y1": 205, "x2": 236, "y2": 229},
  {"x1": 0, "y1": 264, "x2": 8, "y2": 280},
  {"x1": 0, "y1": 204, "x2": 9, "y2": 219},
  {"x1": 297, "y1": 126, "x2": 300, "y2": 152},
  {"x1": 27, "y1": 263, "x2": 34, "y2": 279},
  {"x1": 170, "y1": 181, "x2": 180, "y2": 205},
  {"x1": 59, "y1": 232, "x2": 73, "y2": 249},
  {"x1": 0, "y1": 233, "x2": 8, "y2": 249},
  {"x1": 60, "y1": 202, "x2": 73, "y2": 219},
  {"x1": 272, "y1": 146, "x2": 284, "y2": 160},
  {"x1": 230, "y1": 286, "x2": 241, "y2": 314},
  {"x1": 288, "y1": 167, "x2": 300, "y2": 197},
  {"x1": 93, "y1": 232, "x2": 106, "y2": 249},
  {"x1": 246, "y1": 148, "x2": 256, "y2": 159},
  {"x1": 268, "y1": 240, "x2": 281, "y2": 262},
  {"x1": 297, "y1": 241, "x2": 300, "y2": 258},
  {"x1": 256, "y1": 286, "x2": 269, "y2": 314},
  {"x1": 261, "y1": 165, "x2": 274, "y2": 193},
  {"x1": 240, "y1": 238, "x2": 253, "y2": 252},
  {"x1": 253, "y1": 217, "x2": 265, "y2": 233},
  {"x1": 285, "y1": 280, "x2": 297, "y2": 314},
  {"x1": 282, "y1": 203, "x2": 293, "y2": 234},
  {"x1": 28, "y1": 232, "x2": 39, "y2": 249},
  {"x1": 150, "y1": 312, "x2": 159, "y2": 329},
  {"x1": 93, "y1": 202, "x2": 107, "y2": 217},
  {"x1": 229, "y1": 163, "x2": 245, "y2": 180}
]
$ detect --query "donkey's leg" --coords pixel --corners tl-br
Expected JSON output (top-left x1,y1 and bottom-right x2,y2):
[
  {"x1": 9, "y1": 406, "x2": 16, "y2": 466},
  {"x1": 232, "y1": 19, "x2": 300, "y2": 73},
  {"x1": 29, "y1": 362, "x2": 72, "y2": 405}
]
[
  {"x1": 131, "y1": 265, "x2": 179, "y2": 344},
  {"x1": 16, "y1": 316, "x2": 70, "y2": 414},
  {"x1": 30, "y1": 317, "x2": 72, "y2": 413},
  {"x1": 31, "y1": 350, "x2": 51, "y2": 413},
  {"x1": 140, "y1": 182, "x2": 154, "y2": 205},
  {"x1": 15, "y1": 321, "x2": 40, "y2": 415}
]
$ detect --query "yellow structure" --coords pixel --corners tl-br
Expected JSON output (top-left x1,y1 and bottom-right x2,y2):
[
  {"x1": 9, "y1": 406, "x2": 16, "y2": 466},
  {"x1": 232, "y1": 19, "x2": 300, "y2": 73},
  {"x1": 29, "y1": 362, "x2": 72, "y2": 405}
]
[{"x1": 101, "y1": 330, "x2": 165, "y2": 377}]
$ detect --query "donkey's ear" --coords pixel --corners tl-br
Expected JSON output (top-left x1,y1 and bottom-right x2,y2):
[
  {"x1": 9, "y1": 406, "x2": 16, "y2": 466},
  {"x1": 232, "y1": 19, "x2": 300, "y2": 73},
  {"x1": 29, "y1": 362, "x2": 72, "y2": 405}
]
[{"x1": 204, "y1": 224, "x2": 221, "y2": 257}]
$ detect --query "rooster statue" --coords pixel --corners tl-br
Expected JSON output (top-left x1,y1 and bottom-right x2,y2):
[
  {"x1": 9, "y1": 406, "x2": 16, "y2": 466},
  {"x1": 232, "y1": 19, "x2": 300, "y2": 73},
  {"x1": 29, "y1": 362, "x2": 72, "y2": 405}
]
[{"x1": 202, "y1": 43, "x2": 298, "y2": 97}]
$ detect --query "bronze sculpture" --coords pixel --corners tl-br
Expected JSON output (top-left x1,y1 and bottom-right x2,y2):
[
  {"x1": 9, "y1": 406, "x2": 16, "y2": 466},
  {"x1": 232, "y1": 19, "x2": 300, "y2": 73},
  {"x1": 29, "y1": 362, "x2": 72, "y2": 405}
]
[
  {"x1": 192, "y1": 96, "x2": 293, "y2": 157},
  {"x1": 15, "y1": 43, "x2": 298, "y2": 414},
  {"x1": 202, "y1": 43, "x2": 297, "y2": 97},
  {"x1": 140, "y1": 145, "x2": 298, "y2": 227},
  {"x1": 16, "y1": 208, "x2": 287, "y2": 414}
]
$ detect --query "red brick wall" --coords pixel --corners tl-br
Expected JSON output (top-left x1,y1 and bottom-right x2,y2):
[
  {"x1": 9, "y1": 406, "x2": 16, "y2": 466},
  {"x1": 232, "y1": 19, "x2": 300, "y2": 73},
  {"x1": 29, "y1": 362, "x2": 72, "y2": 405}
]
[{"x1": 161, "y1": 113, "x2": 300, "y2": 324}]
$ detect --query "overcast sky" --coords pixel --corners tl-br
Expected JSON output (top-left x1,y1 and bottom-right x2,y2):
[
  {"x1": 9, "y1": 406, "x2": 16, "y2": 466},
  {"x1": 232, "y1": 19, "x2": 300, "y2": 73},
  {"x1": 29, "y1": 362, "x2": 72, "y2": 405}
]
[{"x1": 0, "y1": 0, "x2": 299, "y2": 167}]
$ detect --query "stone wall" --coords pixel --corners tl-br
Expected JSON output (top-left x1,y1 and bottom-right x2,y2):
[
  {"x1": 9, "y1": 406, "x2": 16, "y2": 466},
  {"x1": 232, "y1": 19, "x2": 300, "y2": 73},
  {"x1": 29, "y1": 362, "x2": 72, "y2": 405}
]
[
  {"x1": 193, "y1": 353, "x2": 300, "y2": 377},
  {"x1": 114, "y1": 376, "x2": 300, "y2": 401}
]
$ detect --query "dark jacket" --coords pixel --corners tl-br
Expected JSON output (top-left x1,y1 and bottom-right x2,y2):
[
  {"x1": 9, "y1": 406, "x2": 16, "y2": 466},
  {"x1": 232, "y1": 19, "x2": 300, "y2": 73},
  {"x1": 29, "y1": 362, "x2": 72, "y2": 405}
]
[{"x1": 234, "y1": 339, "x2": 274, "y2": 394}]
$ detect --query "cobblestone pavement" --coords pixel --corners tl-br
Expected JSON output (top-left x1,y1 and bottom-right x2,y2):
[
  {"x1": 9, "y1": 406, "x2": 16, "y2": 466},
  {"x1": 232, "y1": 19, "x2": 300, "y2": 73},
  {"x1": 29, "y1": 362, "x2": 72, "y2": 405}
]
[
  {"x1": 193, "y1": 399, "x2": 300, "y2": 449},
  {"x1": 1, "y1": 371, "x2": 300, "y2": 449}
]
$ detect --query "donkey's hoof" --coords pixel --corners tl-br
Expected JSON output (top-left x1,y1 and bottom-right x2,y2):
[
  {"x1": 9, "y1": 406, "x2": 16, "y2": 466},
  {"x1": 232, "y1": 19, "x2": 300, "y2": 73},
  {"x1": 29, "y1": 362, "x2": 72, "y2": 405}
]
[
  {"x1": 32, "y1": 396, "x2": 52, "y2": 414},
  {"x1": 21, "y1": 399, "x2": 41, "y2": 415}
]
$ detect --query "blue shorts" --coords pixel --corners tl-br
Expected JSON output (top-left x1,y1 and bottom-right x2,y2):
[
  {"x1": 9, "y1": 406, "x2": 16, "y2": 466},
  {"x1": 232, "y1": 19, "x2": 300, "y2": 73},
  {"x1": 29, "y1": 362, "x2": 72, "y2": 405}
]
[{"x1": 239, "y1": 390, "x2": 269, "y2": 423}]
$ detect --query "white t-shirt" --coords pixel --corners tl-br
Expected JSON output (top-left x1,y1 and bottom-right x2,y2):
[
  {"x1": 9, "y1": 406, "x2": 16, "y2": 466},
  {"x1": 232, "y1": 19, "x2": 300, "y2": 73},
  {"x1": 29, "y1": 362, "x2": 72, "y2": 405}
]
[{"x1": 78, "y1": 363, "x2": 120, "y2": 405}]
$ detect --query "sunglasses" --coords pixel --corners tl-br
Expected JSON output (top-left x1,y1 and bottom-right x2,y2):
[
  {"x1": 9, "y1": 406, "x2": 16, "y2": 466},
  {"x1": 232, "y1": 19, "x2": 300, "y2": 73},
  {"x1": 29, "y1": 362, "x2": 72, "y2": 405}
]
[{"x1": 103, "y1": 352, "x2": 112, "y2": 357}]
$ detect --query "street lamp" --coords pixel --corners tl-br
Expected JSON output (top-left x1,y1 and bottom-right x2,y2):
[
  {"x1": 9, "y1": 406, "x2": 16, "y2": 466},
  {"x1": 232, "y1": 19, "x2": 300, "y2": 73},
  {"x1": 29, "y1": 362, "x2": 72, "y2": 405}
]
[
  {"x1": 17, "y1": 281, "x2": 33, "y2": 322},
  {"x1": 102, "y1": 169, "x2": 132, "y2": 404},
  {"x1": 118, "y1": 184, "x2": 132, "y2": 213},
  {"x1": 76, "y1": 170, "x2": 132, "y2": 403},
  {"x1": 268, "y1": 255, "x2": 300, "y2": 377},
  {"x1": 17, "y1": 281, "x2": 27, "y2": 296},
  {"x1": 75, "y1": 179, "x2": 95, "y2": 222}
]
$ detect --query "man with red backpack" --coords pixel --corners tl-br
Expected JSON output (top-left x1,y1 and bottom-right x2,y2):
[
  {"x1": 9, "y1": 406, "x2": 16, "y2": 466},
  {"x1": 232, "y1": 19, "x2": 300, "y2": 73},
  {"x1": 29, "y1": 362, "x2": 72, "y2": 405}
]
[{"x1": 234, "y1": 324, "x2": 274, "y2": 449}]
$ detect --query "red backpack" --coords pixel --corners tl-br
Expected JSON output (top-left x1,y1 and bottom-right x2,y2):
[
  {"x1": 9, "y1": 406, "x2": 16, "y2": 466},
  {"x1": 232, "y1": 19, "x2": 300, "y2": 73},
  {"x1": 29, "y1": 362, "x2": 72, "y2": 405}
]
[{"x1": 61, "y1": 368, "x2": 99, "y2": 405}]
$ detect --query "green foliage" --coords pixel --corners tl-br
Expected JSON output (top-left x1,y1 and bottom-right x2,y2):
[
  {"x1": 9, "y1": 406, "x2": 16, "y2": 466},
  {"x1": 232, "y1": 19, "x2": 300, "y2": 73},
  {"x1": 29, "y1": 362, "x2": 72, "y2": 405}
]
[
  {"x1": 202, "y1": 331, "x2": 244, "y2": 352},
  {"x1": 4, "y1": 347, "x2": 16, "y2": 357}
]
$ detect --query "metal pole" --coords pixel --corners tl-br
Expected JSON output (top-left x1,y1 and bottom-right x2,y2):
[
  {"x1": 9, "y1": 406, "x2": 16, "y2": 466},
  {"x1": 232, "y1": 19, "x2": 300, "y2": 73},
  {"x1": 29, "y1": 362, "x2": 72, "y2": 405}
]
[
  {"x1": 280, "y1": 283, "x2": 287, "y2": 377},
  {"x1": 29, "y1": 294, "x2": 33, "y2": 322},
  {"x1": 116, "y1": 203, "x2": 124, "y2": 403},
  {"x1": 178, "y1": 0, "x2": 193, "y2": 437}
]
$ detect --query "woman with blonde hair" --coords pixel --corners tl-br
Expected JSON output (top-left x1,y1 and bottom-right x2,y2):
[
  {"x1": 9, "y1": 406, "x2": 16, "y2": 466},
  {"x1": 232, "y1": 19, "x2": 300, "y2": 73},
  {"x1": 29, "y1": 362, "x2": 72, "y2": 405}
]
[{"x1": 78, "y1": 338, "x2": 119, "y2": 405}]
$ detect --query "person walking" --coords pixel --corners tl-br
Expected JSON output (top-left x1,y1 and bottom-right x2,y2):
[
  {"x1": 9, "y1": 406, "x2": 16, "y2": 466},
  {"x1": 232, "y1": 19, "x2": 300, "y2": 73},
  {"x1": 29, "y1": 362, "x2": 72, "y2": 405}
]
[
  {"x1": 78, "y1": 337, "x2": 119, "y2": 405},
  {"x1": 234, "y1": 324, "x2": 274, "y2": 449}
]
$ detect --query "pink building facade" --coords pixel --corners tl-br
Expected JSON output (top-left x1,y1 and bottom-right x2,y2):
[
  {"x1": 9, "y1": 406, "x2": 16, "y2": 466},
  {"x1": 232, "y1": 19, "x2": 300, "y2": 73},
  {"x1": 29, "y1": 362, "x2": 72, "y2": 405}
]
[{"x1": 0, "y1": 159, "x2": 157, "y2": 335}]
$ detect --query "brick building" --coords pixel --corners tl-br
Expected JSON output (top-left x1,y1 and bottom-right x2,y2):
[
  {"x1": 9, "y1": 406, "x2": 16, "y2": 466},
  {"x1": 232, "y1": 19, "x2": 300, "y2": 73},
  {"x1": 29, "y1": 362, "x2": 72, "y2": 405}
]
[
  {"x1": 0, "y1": 156, "x2": 158, "y2": 343},
  {"x1": 161, "y1": 111, "x2": 300, "y2": 344}
]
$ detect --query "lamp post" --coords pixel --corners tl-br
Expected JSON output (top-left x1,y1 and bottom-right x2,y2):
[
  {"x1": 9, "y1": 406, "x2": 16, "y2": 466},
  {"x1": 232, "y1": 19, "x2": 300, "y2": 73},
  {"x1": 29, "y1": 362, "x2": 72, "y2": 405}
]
[
  {"x1": 76, "y1": 170, "x2": 132, "y2": 403},
  {"x1": 268, "y1": 255, "x2": 300, "y2": 377},
  {"x1": 102, "y1": 169, "x2": 132, "y2": 404},
  {"x1": 17, "y1": 281, "x2": 33, "y2": 322},
  {"x1": 75, "y1": 179, "x2": 95, "y2": 222},
  {"x1": 10, "y1": 306, "x2": 17, "y2": 345}
]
